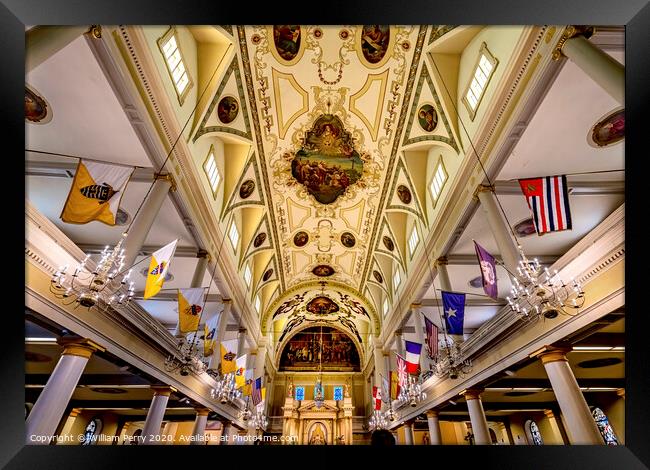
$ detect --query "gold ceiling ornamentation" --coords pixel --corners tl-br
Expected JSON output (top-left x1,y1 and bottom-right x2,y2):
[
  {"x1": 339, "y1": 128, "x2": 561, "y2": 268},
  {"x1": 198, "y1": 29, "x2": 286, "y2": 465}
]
[
  {"x1": 220, "y1": 151, "x2": 265, "y2": 219},
  {"x1": 271, "y1": 68, "x2": 309, "y2": 139},
  {"x1": 349, "y1": 70, "x2": 389, "y2": 142},
  {"x1": 385, "y1": 157, "x2": 427, "y2": 225}
]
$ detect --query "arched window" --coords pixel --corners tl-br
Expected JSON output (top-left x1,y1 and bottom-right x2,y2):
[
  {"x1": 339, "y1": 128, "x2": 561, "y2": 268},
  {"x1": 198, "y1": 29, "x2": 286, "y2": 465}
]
[
  {"x1": 524, "y1": 419, "x2": 543, "y2": 445},
  {"x1": 81, "y1": 418, "x2": 102, "y2": 445},
  {"x1": 592, "y1": 407, "x2": 619, "y2": 445}
]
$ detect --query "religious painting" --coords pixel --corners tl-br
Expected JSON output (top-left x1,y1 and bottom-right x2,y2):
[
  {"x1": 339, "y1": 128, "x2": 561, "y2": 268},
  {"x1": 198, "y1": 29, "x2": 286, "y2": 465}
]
[
  {"x1": 340, "y1": 232, "x2": 356, "y2": 248},
  {"x1": 293, "y1": 231, "x2": 309, "y2": 247},
  {"x1": 360, "y1": 25, "x2": 390, "y2": 64},
  {"x1": 308, "y1": 422, "x2": 327, "y2": 445},
  {"x1": 397, "y1": 185, "x2": 412, "y2": 204},
  {"x1": 312, "y1": 265, "x2": 335, "y2": 277},
  {"x1": 217, "y1": 96, "x2": 239, "y2": 124},
  {"x1": 253, "y1": 232, "x2": 267, "y2": 248},
  {"x1": 291, "y1": 114, "x2": 364, "y2": 204},
  {"x1": 239, "y1": 180, "x2": 255, "y2": 199},
  {"x1": 417, "y1": 104, "x2": 438, "y2": 132},
  {"x1": 273, "y1": 25, "x2": 301, "y2": 61},
  {"x1": 514, "y1": 218, "x2": 536, "y2": 237},
  {"x1": 373, "y1": 270, "x2": 383, "y2": 284},
  {"x1": 382, "y1": 236, "x2": 395, "y2": 251},
  {"x1": 589, "y1": 108, "x2": 624, "y2": 147},
  {"x1": 25, "y1": 86, "x2": 49, "y2": 123},
  {"x1": 306, "y1": 296, "x2": 339, "y2": 315},
  {"x1": 262, "y1": 268, "x2": 273, "y2": 282},
  {"x1": 279, "y1": 326, "x2": 361, "y2": 371}
]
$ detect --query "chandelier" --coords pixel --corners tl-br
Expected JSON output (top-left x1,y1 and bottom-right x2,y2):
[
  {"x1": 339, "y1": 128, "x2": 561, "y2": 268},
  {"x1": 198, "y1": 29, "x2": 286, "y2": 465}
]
[
  {"x1": 383, "y1": 403, "x2": 397, "y2": 422},
  {"x1": 251, "y1": 403, "x2": 269, "y2": 431},
  {"x1": 240, "y1": 398, "x2": 252, "y2": 422},
  {"x1": 507, "y1": 251, "x2": 585, "y2": 320},
  {"x1": 368, "y1": 410, "x2": 388, "y2": 430},
  {"x1": 164, "y1": 338, "x2": 207, "y2": 376},
  {"x1": 210, "y1": 372, "x2": 242, "y2": 405},
  {"x1": 50, "y1": 233, "x2": 135, "y2": 310},
  {"x1": 433, "y1": 340, "x2": 473, "y2": 380},
  {"x1": 397, "y1": 375, "x2": 427, "y2": 408}
]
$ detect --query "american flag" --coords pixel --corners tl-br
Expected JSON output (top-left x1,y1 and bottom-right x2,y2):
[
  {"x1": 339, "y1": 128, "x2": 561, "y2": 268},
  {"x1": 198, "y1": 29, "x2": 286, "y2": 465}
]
[
  {"x1": 395, "y1": 353, "x2": 408, "y2": 387},
  {"x1": 423, "y1": 314, "x2": 438, "y2": 360},
  {"x1": 518, "y1": 175, "x2": 572, "y2": 235},
  {"x1": 252, "y1": 377, "x2": 262, "y2": 406}
]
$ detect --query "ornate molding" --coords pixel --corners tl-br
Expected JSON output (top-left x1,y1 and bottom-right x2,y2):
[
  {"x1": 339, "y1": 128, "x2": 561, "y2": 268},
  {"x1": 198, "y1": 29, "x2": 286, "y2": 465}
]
[{"x1": 552, "y1": 25, "x2": 595, "y2": 61}]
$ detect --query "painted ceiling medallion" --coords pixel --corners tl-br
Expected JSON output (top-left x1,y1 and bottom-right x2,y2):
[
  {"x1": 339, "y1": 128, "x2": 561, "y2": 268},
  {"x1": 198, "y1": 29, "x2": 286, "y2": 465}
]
[
  {"x1": 291, "y1": 114, "x2": 364, "y2": 204},
  {"x1": 293, "y1": 231, "x2": 309, "y2": 247},
  {"x1": 468, "y1": 275, "x2": 483, "y2": 289},
  {"x1": 401, "y1": 41, "x2": 411, "y2": 50},
  {"x1": 397, "y1": 185, "x2": 412, "y2": 204},
  {"x1": 339, "y1": 29, "x2": 349, "y2": 40},
  {"x1": 273, "y1": 25, "x2": 301, "y2": 62},
  {"x1": 418, "y1": 104, "x2": 438, "y2": 132},
  {"x1": 253, "y1": 232, "x2": 267, "y2": 248},
  {"x1": 262, "y1": 268, "x2": 273, "y2": 282},
  {"x1": 373, "y1": 270, "x2": 383, "y2": 283},
  {"x1": 313, "y1": 28, "x2": 323, "y2": 39},
  {"x1": 589, "y1": 108, "x2": 624, "y2": 147},
  {"x1": 217, "y1": 96, "x2": 239, "y2": 124},
  {"x1": 514, "y1": 218, "x2": 536, "y2": 238},
  {"x1": 306, "y1": 296, "x2": 340, "y2": 315},
  {"x1": 312, "y1": 265, "x2": 335, "y2": 277},
  {"x1": 25, "y1": 86, "x2": 49, "y2": 123},
  {"x1": 340, "y1": 232, "x2": 356, "y2": 248},
  {"x1": 239, "y1": 179, "x2": 255, "y2": 199},
  {"x1": 382, "y1": 236, "x2": 395, "y2": 251},
  {"x1": 360, "y1": 25, "x2": 390, "y2": 64}
]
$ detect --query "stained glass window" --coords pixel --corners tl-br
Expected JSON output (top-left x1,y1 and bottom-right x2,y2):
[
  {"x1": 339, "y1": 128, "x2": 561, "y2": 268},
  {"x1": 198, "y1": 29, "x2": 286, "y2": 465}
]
[
  {"x1": 295, "y1": 386, "x2": 305, "y2": 401},
  {"x1": 525, "y1": 419, "x2": 543, "y2": 445},
  {"x1": 81, "y1": 418, "x2": 102, "y2": 445},
  {"x1": 333, "y1": 386, "x2": 343, "y2": 401},
  {"x1": 592, "y1": 407, "x2": 619, "y2": 445}
]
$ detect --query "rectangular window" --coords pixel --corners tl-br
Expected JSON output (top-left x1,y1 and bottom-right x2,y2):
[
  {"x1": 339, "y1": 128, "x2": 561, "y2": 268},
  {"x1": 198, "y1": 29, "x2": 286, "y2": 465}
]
[
  {"x1": 333, "y1": 386, "x2": 343, "y2": 401},
  {"x1": 429, "y1": 157, "x2": 448, "y2": 206},
  {"x1": 254, "y1": 294, "x2": 261, "y2": 314},
  {"x1": 157, "y1": 27, "x2": 193, "y2": 105},
  {"x1": 383, "y1": 298, "x2": 389, "y2": 317},
  {"x1": 203, "y1": 148, "x2": 221, "y2": 197},
  {"x1": 295, "y1": 386, "x2": 305, "y2": 401},
  {"x1": 393, "y1": 269, "x2": 401, "y2": 291},
  {"x1": 244, "y1": 264, "x2": 252, "y2": 288},
  {"x1": 408, "y1": 225, "x2": 420, "y2": 257},
  {"x1": 228, "y1": 220, "x2": 240, "y2": 251},
  {"x1": 462, "y1": 42, "x2": 498, "y2": 120}
]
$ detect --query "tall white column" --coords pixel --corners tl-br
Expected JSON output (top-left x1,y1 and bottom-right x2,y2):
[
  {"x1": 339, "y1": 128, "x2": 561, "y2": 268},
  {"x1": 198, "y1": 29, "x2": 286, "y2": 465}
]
[
  {"x1": 436, "y1": 256, "x2": 452, "y2": 291},
  {"x1": 475, "y1": 185, "x2": 520, "y2": 274},
  {"x1": 190, "y1": 408, "x2": 210, "y2": 445},
  {"x1": 26, "y1": 338, "x2": 104, "y2": 444},
  {"x1": 543, "y1": 409, "x2": 565, "y2": 445},
  {"x1": 26, "y1": 26, "x2": 95, "y2": 72},
  {"x1": 426, "y1": 410, "x2": 442, "y2": 445},
  {"x1": 57, "y1": 408, "x2": 81, "y2": 445},
  {"x1": 141, "y1": 386, "x2": 176, "y2": 445},
  {"x1": 237, "y1": 328, "x2": 247, "y2": 357},
  {"x1": 403, "y1": 420, "x2": 414, "y2": 445},
  {"x1": 462, "y1": 389, "x2": 491, "y2": 445},
  {"x1": 394, "y1": 330, "x2": 405, "y2": 356},
  {"x1": 174, "y1": 250, "x2": 209, "y2": 337},
  {"x1": 555, "y1": 27, "x2": 624, "y2": 104},
  {"x1": 536, "y1": 347, "x2": 603, "y2": 444},
  {"x1": 122, "y1": 175, "x2": 174, "y2": 269}
]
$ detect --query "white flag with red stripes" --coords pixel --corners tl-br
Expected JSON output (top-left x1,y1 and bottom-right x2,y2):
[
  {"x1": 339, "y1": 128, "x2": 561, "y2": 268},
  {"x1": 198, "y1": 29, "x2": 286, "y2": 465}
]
[{"x1": 518, "y1": 175, "x2": 572, "y2": 235}]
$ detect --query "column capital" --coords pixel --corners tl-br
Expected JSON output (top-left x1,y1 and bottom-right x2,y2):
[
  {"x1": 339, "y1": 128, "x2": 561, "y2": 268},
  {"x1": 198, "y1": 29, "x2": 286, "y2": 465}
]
[
  {"x1": 196, "y1": 249, "x2": 210, "y2": 260},
  {"x1": 461, "y1": 388, "x2": 484, "y2": 401},
  {"x1": 153, "y1": 172, "x2": 177, "y2": 192},
  {"x1": 151, "y1": 385, "x2": 177, "y2": 397},
  {"x1": 238, "y1": 327, "x2": 247, "y2": 335},
  {"x1": 435, "y1": 256, "x2": 448, "y2": 266},
  {"x1": 426, "y1": 410, "x2": 439, "y2": 418},
  {"x1": 473, "y1": 184, "x2": 495, "y2": 202},
  {"x1": 87, "y1": 25, "x2": 102, "y2": 39},
  {"x1": 616, "y1": 388, "x2": 625, "y2": 399},
  {"x1": 394, "y1": 329, "x2": 403, "y2": 337},
  {"x1": 543, "y1": 409, "x2": 556, "y2": 419},
  {"x1": 410, "y1": 302, "x2": 422, "y2": 310},
  {"x1": 552, "y1": 25, "x2": 595, "y2": 60},
  {"x1": 69, "y1": 408, "x2": 82, "y2": 418},
  {"x1": 531, "y1": 344, "x2": 572, "y2": 364},
  {"x1": 194, "y1": 407, "x2": 211, "y2": 416},
  {"x1": 58, "y1": 337, "x2": 105, "y2": 359}
]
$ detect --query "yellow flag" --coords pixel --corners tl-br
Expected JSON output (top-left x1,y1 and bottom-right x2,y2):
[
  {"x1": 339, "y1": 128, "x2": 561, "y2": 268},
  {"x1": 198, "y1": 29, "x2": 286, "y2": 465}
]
[
  {"x1": 60, "y1": 159, "x2": 133, "y2": 225},
  {"x1": 144, "y1": 240, "x2": 178, "y2": 299},
  {"x1": 203, "y1": 316, "x2": 217, "y2": 357},
  {"x1": 220, "y1": 339, "x2": 238, "y2": 374},
  {"x1": 243, "y1": 370, "x2": 253, "y2": 396},
  {"x1": 235, "y1": 354, "x2": 247, "y2": 389},
  {"x1": 261, "y1": 387, "x2": 266, "y2": 402},
  {"x1": 177, "y1": 287, "x2": 204, "y2": 333}
]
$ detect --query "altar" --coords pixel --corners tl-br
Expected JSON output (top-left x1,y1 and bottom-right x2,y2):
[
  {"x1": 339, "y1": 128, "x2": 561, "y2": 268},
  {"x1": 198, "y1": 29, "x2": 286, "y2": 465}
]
[{"x1": 282, "y1": 397, "x2": 354, "y2": 445}]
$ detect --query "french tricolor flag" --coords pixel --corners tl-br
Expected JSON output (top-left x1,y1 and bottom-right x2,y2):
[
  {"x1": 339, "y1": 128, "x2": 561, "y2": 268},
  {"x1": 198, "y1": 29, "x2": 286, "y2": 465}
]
[{"x1": 404, "y1": 341, "x2": 422, "y2": 374}]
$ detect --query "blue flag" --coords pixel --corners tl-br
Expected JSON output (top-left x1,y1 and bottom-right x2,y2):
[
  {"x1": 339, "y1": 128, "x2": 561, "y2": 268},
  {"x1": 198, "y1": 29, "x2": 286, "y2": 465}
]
[{"x1": 441, "y1": 291, "x2": 465, "y2": 335}]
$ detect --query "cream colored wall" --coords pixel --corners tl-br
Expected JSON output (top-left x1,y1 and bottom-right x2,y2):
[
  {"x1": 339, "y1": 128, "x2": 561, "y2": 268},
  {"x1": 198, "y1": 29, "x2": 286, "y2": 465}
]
[
  {"x1": 600, "y1": 395, "x2": 625, "y2": 444},
  {"x1": 508, "y1": 415, "x2": 528, "y2": 445},
  {"x1": 65, "y1": 410, "x2": 119, "y2": 445}
]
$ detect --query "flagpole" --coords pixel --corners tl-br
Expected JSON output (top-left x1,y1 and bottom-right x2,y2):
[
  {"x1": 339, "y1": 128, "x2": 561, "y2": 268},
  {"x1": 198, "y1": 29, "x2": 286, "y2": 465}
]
[
  {"x1": 25, "y1": 149, "x2": 148, "y2": 169},
  {"x1": 507, "y1": 168, "x2": 624, "y2": 181},
  {"x1": 434, "y1": 288, "x2": 503, "y2": 300},
  {"x1": 422, "y1": 244, "x2": 454, "y2": 358}
]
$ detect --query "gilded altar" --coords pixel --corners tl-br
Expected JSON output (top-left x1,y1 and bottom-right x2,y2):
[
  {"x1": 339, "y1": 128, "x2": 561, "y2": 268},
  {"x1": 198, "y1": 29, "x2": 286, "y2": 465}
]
[{"x1": 282, "y1": 396, "x2": 354, "y2": 445}]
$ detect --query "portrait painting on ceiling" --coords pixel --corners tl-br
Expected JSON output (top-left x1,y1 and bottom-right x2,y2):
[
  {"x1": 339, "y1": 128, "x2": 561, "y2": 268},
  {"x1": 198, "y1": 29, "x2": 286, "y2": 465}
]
[
  {"x1": 514, "y1": 218, "x2": 536, "y2": 237},
  {"x1": 373, "y1": 270, "x2": 383, "y2": 284},
  {"x1": 239, "y1": 180, "x2": 255, "y2": 199},
  {"x1": 217, "y1": 96, "x2": 239, "y2": 124},
  {"x1": 273, "y1": 25, "x2": 301, "y2": 61},
  {"x1": 279, "y1": 326, "x2": 360, "y2": 371},
  {"x1": 306, "y1": 296, "x2": 340, "y2": 315},
  {"x1": 417, "y1": 104, "x2": 438, "y2": 132},
  {"x1": 312, "y1": 265, "x2": 335, "y2": 277},
  {"x1": 340, "y1": 232, "x2": 356, "y2": 248},
  {"x1": 590, "y1": 108, "x2": 624, "y2": 147},
  {"x1": 25, "y1": 86, "x2": 49, "y2": 123},
  {"x1": 397, "y1": 185, "x2": 412, "y2": 204},
  {"x1": 291, "y1": 114, "x2": 364, "y2": 204},
  {"x1": 262, "y1": 268, "x2": 273, "y2": 282},
  {"x1": 293, "y1": 231, "x2": 309, "y2": 247},
  {"x1": 361, "y1": 25, "x2": 390, "y2": 64},
  {"x1": 253, "y1": 232, "x2": 267, "y2": 248},
  {"x1": 382, "y1": 236, "x2": 395, "y2": 251}
]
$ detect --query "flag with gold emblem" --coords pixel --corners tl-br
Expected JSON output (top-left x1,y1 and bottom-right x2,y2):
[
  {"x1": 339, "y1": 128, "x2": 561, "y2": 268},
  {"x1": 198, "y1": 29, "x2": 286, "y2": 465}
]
[
  {"x1": 177, "y1": 287, "x2": 204, "y2": 333},
  {"x1": 243, "y1": 369, "x2": 254, "y2": 396},
  {"x1": 60, "y1": 159, "x2": 134, "y2": 225},
  {"x1": 144, "y1": 239, "x2": 178, "y2": 299},
  {"x1": 220, "y1": 339, "x2": 238, "y2": 374},
  {"x1": 235, "y1": 354, "x2": 247, "y2": 389},
  {"x1": 390, "y1": 370, "x2": 401, "y2": 400},
  {"x1": 203, "y1": 315, "x2": 218, "y2": 357}
]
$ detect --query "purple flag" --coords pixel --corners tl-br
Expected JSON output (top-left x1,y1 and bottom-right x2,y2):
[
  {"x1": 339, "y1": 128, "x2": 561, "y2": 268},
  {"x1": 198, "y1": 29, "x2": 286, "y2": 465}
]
[{"x1": 474, "y1": 241, "x2": 498, "y2": 299}]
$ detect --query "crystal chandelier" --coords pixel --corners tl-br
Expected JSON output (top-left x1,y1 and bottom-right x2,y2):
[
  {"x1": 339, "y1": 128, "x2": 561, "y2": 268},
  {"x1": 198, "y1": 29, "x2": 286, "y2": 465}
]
[
  {"x1": 240, "y1": 398, "x2": 252, "y2": 422},
  {"x1": 164, "y1": 338, "x2": 207, "y2": 376},
  {"x1": 397, "y1": 375, "x2": 427, "y2": 408},
  {"x1": 368, "y1": 409, "x2": 388, "y2": 430},
  {"x1": 250, "y1": 403, "x2": 269, "y2": 431},
  {"x1": 507, "y1": 251, "x2": 585, "y2": 320},
  {"x1": 210, "y1": 372, "x2": 242, "y2": 404},
  {"x1": 383, "y1": 403, "x2": 397, "y2": 422},
  {"x1": 50, "y1": 233, "x2": 135, "y2": 310},
  {"x1": 433, "y1": 340, "x2": 473, "y2": 380}
]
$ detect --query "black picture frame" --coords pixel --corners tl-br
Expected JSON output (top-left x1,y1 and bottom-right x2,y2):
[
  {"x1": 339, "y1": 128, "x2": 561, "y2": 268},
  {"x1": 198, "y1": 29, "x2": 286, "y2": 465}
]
[{"x1": 6, "y1": 0, "x2": 649, "y2": 467}]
